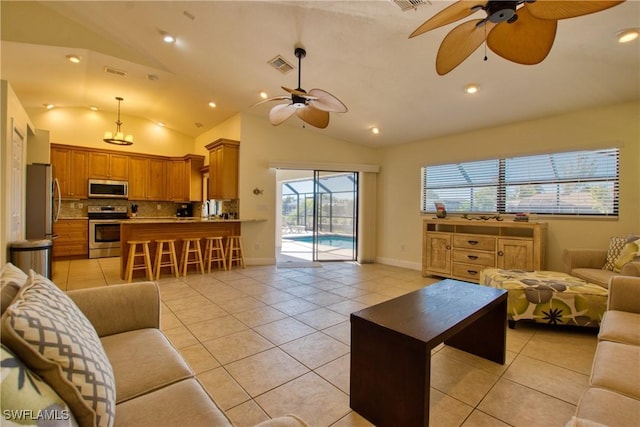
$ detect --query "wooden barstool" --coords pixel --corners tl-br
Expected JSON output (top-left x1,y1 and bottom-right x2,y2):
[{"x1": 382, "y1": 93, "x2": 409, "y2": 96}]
[
  {"x1": 154, "y1": 239, "x2": 179, "y2": 279},
  {"x1": 125, "y1": 240, "x2": 153, "y2": 282},
  {"x1": 204, "y1": 236, "x2": 227, "y2": 272},
  {"x1": 226, "y1": 236, "x2": 245, "y2": 269},
  {"x1": 180, "y1": 238, "x2": 204, "y2": 276}
]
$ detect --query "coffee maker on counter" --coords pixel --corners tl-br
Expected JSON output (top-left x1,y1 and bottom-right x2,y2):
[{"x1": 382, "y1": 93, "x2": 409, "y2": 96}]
[{"x1": 176, "y1": 203, "x2": 193, "y2": 217}]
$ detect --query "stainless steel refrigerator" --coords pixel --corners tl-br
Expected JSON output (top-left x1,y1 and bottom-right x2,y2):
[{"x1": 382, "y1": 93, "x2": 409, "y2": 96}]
[{"x1": 26, "y1": 163, "x2": 60, "y2": 239}]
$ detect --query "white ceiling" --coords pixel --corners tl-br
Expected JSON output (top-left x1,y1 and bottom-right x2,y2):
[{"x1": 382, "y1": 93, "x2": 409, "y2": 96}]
[{"x1": 1, "y1": 1, "x2": 638, "y2": 147}]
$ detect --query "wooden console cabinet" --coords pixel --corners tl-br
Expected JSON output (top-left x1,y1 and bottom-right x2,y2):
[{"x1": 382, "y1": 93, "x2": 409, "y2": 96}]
[{"x1": 422, "y1": 218, "x2": 546, "y2": 283}]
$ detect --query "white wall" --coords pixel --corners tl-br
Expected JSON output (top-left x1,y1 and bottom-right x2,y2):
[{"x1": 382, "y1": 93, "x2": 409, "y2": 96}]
[{"x1": 376, "y1": 101, "x2": 640, "y2": 271}]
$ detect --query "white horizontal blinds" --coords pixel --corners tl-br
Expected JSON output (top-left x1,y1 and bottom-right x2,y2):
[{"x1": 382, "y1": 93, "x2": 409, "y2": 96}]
[
  {"x1": 504, "y1": 149, "x2": 619, "y2": 215},
  {"x1": 421, "y1": 148, "x2": 619, "y2": 216},
  {"x1": 422, "y1": 160, "x2": 499, "y2": 213}
]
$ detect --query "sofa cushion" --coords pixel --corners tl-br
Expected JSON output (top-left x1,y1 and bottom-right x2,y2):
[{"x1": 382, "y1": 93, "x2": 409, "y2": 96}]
[
  {"x1": 114, "y1": 378, "x2": 232, "y2": 427},
  {"x1": 1, "y1": 271, "x2": 116, "y2": 427},
  {"x1": 1, "y1": 343, "x2": 79, "y2": 426},
  {"x1": 569, "y1": 268, "x2": 613, "y2": 289},
  {"x1": 613, "y1": 237, "x2": 640, "y2": 273},
  {"x1": 590, "y1": 341, "x2": 640, "y2": 400},
  {"x1": 100, "y1": 328, "x2": 193, "y2": 404},
  {"x1": 598, "y1": 310, "x2": 640, "y2": 345},
  {"x1": 574, "y1": 387, "x2": 640, "y2": 427},
  {"x1": 602, "y1": 237, "x2": 628, "y2": 271}
]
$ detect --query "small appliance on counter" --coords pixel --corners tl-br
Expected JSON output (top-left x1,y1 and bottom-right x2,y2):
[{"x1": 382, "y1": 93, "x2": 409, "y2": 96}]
[{"x1": 176, "y1": 203, "x2": 193, "y2": 217}]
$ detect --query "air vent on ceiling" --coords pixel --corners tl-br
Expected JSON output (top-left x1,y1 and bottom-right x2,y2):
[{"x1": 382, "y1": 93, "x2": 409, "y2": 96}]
[
  {"x1": 393, "y1": 0, "x2": 431, "y2": 12},
  {"x1": 267, "y1": 55, "x2": 294, "y2": 74},
  {"x1": 103, "y1": 66, "x2": 127, "y2": 77}
]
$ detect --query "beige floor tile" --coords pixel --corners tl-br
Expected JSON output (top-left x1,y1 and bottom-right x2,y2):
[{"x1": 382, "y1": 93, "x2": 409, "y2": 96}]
[
  {"x1": 438, "y1": 346, "x2": 516, "y2": 376},
  {"x1": 326, "y1": 299, "x2": 368, "y2": 316},
  {"x1": 203, "y1": 329, "x2": 274, "y2": 365},
  {"x1": 322, "y1": 321, "x2": 351, "y2": 345},
  {"x1": 253, "y1": 317, "x2": 316, "y2": 345},
  {"x1": 157, "y1": 281, "x2": 200, "y2": 301},
  {"x1": 199, "y1": 285, "x2": 247, "y2": 303},
  {"x1": 331, "y1": 411, "x2": 375, "y2": 427},
  {"x1": 281, "y1": 332, "x2": 349, "y2": 370},
  {"x1": 225, "y1": 348, "x2": 309, "y2": 397},
  {"x1": 315, "y1": 353, "x2": 350, "y2": 393},
  {"x1": 197, "y1": 367, "x2": 251, "y2": 411},
  {"x1": 521, "y1": 328, "x2": 598, "y2": 375},
  {"x1": 187, "y1": 315, "x2": 248, "y2": 342},
  {"x1": 66, "y1": 278, "x2": 110, "y2": 290},
  {"x1": 478, "y1": 378, "x2": 577, "y2": 426},
  {"x1": 461, "y1": 410, "x2": 511, "y2": 427},
  {"x1": 269, "y1": 298, "x2": 320, "y2": 316},
  {"x1": 431, "y1": 351, "x2": 500, "y2": 406},
  {"x1": 162, "y1": 325, "x2": 200, "y2": 349},
  {"x1": 172, "y1": 302, "x2": 228, "y2": 325},
  {"x1": 233, "y1": 305, "x2": 289, "y2": 328},
  {"x1": 163, "y1": 294, "x2": 213, "y2": 312},
  {"x1": 329, "y1": 285, "x2": 370, "y2": 299},
  {"x1": 160, "y1": 307, "x2": 183, "y2": 330},
  {"x1": 301, "y1": 291, "x2": 348, "y2": 307},
  {"x1": 503, "y1": 354, "x2": 590, "y2": 404},
  {"x1": 179, "y1": 343, "x2": 220, "y2": 374},
  {"x1": 253, "y1": 289, "x2": 297, "y2": 305},
  {"x1": 353, "y1": 292, "x2": 392, "y2": 306},
  {"x1": 506, "y1": 324, "x2": 537, "y2": 353},
  {"x1": 255, "y1": 372, "x2": 350, "y2": 425},
  {"x1": 286, "y1": 284, "x2": 323, "y2": 297},
  {"x1": 216, "y1": 295, "x2": 265, "y2": 314},
  {"x1": 224, "y1": 399, "x2": 270, "y2": 427},
  {"x1": 429, "y1": 388, "x2": 474, "y2": 427},
  {"x1": 294, "y1": 307, "x2": 348, "y2": 330}
]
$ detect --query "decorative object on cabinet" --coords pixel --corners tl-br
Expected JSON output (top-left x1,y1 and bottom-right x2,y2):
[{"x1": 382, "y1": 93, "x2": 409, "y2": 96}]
[
  {"x1": 253, "y1": 187, "x2": 264, "y2": 195},
  {"x1": 253, "y1": 47, "x2": 347, "y2": 129},
  {"x1": 103, "y1": 96, "x2": 133, "y2": 145},
  {"x1": 422, "y1": 218, "x2": 546, "y2": 283}
]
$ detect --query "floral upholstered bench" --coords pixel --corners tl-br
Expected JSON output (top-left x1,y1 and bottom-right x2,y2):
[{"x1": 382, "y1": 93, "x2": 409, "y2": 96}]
[{"x1": 479, "y1": 268, "x2": 608, "y2": 328}]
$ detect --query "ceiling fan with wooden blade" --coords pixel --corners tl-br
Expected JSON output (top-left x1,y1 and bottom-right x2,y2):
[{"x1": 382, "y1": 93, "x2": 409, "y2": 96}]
[
  {"x1": 254, "y1": 47, "x2": 347, "y2": 129},
  {"x1": 409, "y1": 0, "x2": 625, "y2": 75}
]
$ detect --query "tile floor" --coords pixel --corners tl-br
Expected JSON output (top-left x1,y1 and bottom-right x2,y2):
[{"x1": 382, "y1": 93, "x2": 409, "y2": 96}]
[{"x1": 53, "y1": 258, "x2": 598, "y2": 427}]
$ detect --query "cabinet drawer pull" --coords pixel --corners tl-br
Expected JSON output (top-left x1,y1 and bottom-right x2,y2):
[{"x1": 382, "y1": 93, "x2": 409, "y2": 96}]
[
  {"x1": 467, "y1": 255, "x2": 478, "y2": 260},
  {"x1": 498, "y1": 250, "x2": 504, "y2": 256},
  {"x1": 468, "y1": 240, "x2": 479, "y2": 245},
  {"x1": 467, "y1": 269, "x2": 478, "y2": 275}
]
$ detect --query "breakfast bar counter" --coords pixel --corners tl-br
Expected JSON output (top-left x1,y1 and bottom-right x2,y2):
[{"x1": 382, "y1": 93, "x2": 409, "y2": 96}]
[{"x1": 119, "y1": 218, "x2": 259, "y2": 279}]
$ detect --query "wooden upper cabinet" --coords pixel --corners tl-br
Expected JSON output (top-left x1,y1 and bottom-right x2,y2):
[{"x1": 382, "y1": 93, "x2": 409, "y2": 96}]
[
  {"x1": 167, "y1": 155, "x2": 204, "y2": 202},
  {"x1": 205, "y1": 139, "x2": 239, "y2": 200},
  {"x1": 89, "y1": 152, "x2": 128, "y2": 180},
  {"x1": 148, "y1": 158, "x2": 167, "y2": 201},
  {"x1": 129, "y1": 156, "x2": 167, "y2": 201},
  {"x1": 51, "y1": 145, "x2": 88, "y2": 199},
  {"x1": 167, "y1": 159, "x2": 187, "y2": 201}
]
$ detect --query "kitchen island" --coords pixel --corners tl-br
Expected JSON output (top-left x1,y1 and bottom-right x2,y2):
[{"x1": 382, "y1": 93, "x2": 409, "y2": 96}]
[{"x1": 119, "y1": 218, "x2": 253, "y2": 279}]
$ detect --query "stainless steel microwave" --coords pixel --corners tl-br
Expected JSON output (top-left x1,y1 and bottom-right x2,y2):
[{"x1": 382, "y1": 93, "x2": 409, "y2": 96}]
[{"x1": 88, "y1": 179, "x2": 128, "y2": 199}]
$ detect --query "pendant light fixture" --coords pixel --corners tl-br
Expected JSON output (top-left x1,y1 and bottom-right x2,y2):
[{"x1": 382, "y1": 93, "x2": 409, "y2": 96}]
[{"x1": 103, "y1": 96, "x2": 133, "y2": 145}]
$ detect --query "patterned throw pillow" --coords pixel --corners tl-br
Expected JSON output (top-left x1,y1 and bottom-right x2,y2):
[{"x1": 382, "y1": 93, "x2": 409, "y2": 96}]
[
  {"x1": 602, "y1": 236, "x2": 627, "y2": 271},
  {"x1": 1, "y1": 271, "x2": 115, "y2": 427},
  {"x1": 1, "y1": 344, "x2": 79, "y2": 426},
  {"x1": 1, "y1": 263, "x2": 28, "y2": 316},
  {"x1": 613, "y1": 236, "x2": 640, "y2": 273}
]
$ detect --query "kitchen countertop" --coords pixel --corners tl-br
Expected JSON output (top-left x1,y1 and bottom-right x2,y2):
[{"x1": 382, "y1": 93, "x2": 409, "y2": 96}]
[{"x1": 121, "y1": 217, "x2": 264, "y2": 224}]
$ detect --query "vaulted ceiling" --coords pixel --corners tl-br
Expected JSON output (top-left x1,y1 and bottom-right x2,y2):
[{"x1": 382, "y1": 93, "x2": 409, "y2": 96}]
[{"x1": 1, "y1": 1, "x2": 638, "y2": 147}]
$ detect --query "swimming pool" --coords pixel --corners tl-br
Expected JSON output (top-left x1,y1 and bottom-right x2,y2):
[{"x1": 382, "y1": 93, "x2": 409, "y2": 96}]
[{"x1": 286, "y1": 234, "x2": 355, "y2": 249}]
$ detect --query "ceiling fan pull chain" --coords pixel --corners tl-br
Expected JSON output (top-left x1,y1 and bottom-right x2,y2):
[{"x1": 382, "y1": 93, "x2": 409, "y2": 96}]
[{"x1": 484, "y1": 23, "x2": 488, "y2": 61}]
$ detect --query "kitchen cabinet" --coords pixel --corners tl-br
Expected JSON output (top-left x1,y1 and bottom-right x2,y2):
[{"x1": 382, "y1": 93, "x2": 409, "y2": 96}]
[
  {"x1": 89, "y1": 151, "x2": 128, "y2": 180},
  {"x1": 205, "y1": 138, "x2": 239, "y2": 200},
  {"x1": 128, "y1": 156, "x2": 166, "y2": 201},
  {"x1": 422, "y1": 218, "x2": 546, "y2": 283},
  {"x1": 167, "y1": 155, "x2": 205, "y2": 202},
  {"x1": 50, "y1": 145, "x2": 89, "y2": 199},
  {"x1": 53, "y1": 219, "x2": 88, "y2": 258}
]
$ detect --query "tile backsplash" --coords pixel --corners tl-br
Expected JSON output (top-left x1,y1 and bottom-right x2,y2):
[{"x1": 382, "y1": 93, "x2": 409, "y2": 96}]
[{"x1": 59, "y1": 199, "x2": 238, "y2": 218}]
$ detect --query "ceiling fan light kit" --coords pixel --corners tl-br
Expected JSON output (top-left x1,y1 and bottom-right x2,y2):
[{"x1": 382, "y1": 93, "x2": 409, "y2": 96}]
[
  {"x1": 410, "y1": 0, "x2": 626, "y2": 75},
  {"x1": 103, "y1": 96, "x2": 134, "y2": 146},
  {"x1": 617, "y1": 28, "x2": 639, "y2": 43},
  {"x1": 253, "y1": 46, "x2": 347, "y2": 129}
]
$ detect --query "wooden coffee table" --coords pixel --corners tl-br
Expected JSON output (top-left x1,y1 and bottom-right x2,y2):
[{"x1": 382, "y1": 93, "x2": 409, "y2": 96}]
[{"x1": 350, "y1": 279, "x2": 507, "y2": 427}]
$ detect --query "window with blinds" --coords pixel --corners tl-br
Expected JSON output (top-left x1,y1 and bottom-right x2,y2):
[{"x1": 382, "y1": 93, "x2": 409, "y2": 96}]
[{"x1": 421, "y1": 148, "x2": 619, "y2": 216}]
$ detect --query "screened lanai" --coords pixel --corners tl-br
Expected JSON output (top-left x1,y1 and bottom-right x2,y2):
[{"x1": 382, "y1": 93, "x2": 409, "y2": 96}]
[{"x1": 280, "y1": 171, "x2": 358, "y2": 262}]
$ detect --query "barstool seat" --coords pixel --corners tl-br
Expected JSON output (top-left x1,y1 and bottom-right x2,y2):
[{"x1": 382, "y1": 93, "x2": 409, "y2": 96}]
[
  {"x1": 180, "y1": 238, "x2": 204, "y2": 276},
  {"x1": 125, "y1": 240, "x2": 153, "y2": 282},
  {"x1": 204, "y1": 236, "x2": 227, "y2": 272},
  {"x1": 154, "y1": 239, "x2": 179, "y2": 279},
  {"x1": 226, "y1": 236, "x2": 245, "y2": 269}
]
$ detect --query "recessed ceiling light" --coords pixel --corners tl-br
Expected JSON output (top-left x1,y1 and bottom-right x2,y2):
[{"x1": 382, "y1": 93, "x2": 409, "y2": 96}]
[
  {"x1": 161, "y1": 32, "x2": 176, "y2": 44},
  {"x1": 208, "y1": 101, "x2": 217, "y2": 108},
  {"x1": 157, "y1": 122, "x2": 165, "y2": 127},
  {"x1": 617, "y1": 28, "x2": 639, "y2": 43},
  {"x1": 464, "y1": 84, "x2": 479, "y2": 94},
  {"x1": 44, "y1": 104, "x2": 55, "y2": 109},
  {"x1": 260, "y1": 92, "x2": 268, "y2": 99},
  {"x1": 89, "y1": 106, "x2": 98, "y2": 111},
  {"x1": 371, "y1": 127, "x2": 380, "y2": 135},
  {"x1": 66, "y1": 54, "x2": 81, "y2": 63},
  {"x1": 146, "y1": 74, "x2": 159, "y2": 81}
]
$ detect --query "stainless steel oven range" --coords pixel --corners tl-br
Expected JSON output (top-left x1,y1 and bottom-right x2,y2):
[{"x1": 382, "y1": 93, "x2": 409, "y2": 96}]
[{"x1": 88, "y1": 205, "x2": 128, "y2": 259}]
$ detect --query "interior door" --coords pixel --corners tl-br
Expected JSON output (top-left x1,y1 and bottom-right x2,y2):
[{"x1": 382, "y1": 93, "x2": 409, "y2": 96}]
[{"x1": 313, "y1": 171, "x2": 358, "y2": 261}]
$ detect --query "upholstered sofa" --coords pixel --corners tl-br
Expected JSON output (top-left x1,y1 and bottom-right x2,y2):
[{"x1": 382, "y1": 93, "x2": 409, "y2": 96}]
[
  {"x1": 0, "y1": 263, "x2": 307, "y2": 427},
  {"x1": 562, "y1": 248, "x2": 640, "y2": 288},
  {"x1": 568, "y1": 275, "x2": 640, "y2": 426}
]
